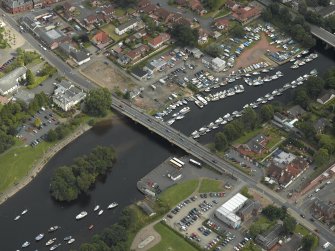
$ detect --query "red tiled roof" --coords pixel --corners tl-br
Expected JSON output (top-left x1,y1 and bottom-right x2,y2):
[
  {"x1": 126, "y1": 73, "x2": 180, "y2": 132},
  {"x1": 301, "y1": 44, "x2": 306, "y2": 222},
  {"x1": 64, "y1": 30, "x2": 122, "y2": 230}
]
[
  {"x1": 93, "y1": 31, "x2": 109, "y2": 44},
  {"x1": 215, "y1": 18, "x2": 230, "y2": 26},
  {"x1": 148, "y1": 33, "x2": 171, "y2": 47}
]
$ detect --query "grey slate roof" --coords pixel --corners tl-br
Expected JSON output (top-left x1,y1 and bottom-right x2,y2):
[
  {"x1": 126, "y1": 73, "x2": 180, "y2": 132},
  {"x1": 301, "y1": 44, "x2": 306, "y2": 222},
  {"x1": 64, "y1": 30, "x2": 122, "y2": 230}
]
[{"x1": 0, "y1": 66, "x2": 26, "y2": 94}]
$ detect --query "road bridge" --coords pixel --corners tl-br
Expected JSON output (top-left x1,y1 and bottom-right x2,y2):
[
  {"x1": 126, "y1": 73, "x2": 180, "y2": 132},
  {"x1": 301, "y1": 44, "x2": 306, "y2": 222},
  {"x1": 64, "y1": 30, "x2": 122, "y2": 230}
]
[{"x1": 310, "y1": 25, "x2": 335, "y2": 49}]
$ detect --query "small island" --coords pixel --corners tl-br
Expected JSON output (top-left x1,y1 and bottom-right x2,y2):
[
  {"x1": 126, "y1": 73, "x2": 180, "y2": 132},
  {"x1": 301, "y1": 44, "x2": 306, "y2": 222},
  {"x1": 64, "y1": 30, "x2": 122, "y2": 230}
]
[{"x1": 50, "y1": 146, "x2": 116, "y2": 202}]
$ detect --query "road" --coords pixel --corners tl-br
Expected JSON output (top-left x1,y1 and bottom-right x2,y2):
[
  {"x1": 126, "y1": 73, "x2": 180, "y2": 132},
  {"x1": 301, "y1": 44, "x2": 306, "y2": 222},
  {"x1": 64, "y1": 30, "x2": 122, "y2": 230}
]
[{"x1": 2, "y1": 6, "x2": 334, "y2": 247}]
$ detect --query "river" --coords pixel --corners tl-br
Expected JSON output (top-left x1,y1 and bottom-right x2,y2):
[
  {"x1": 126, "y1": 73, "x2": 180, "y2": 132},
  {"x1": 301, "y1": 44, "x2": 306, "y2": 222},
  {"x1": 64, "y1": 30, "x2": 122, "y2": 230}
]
[{"x1": 0, "y1": 47, "x2": 333, "y2": 251}]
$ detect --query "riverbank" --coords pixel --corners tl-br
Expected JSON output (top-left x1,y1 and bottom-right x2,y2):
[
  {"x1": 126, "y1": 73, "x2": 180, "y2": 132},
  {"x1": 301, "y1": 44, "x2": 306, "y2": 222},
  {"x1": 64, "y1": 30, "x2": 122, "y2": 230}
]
[{"x1": 0, "y1": 123, "x2": 92, "y2": 206}]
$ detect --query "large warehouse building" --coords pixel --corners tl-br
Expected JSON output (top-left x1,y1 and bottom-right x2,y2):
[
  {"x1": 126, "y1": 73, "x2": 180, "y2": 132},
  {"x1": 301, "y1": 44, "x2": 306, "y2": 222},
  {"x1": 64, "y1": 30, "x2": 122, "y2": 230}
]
[{"x1": 215, "y1": 193, "x2": 248, "y2": 229}]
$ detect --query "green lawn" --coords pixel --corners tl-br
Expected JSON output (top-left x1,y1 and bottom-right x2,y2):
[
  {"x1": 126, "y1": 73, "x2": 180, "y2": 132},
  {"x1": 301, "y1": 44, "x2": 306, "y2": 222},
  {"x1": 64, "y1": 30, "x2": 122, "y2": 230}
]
[
  {"x1": 159, "y1": 179, "x2": 199, "y2": 207},
  {"x1": 294, "y1": 224, "x2": 310, "y2": 236},
  {"x1": 149, "y1": 223, "x2": 198, "y2": 251},
  {"x1": 198, "y1": 178, "x2": 223, "y2": 193},
  {"x1": 214, "y1": 8, "x2": 230, "y2": 18},
  {"x1": 27, "y1": 75, "x2": 49, "y2": 89},
  {"x1": 0, "y1": 141, "x2": 56, "y2": 193}
]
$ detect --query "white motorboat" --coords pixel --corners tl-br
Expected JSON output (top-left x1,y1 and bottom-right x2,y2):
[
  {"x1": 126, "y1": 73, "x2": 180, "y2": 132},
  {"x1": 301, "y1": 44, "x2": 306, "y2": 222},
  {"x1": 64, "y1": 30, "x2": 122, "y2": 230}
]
[
  {"x1": 75, "y1": 211, "x2": 88, "y2": 220},
  {"x1": 179, "y1": 106, "x2": 190, "y2": 114},
  {"x1": 22, "y1": 241, "x2": 30, "y2": 248},
  {"x1": 191, "y1": 130, "x2": 198, "y2": 136},
  {"x1": 94, "y1": 205, "x2": 100, "y2": 212},
  {"x1": 46, "y1": 238, "x2": 56, "y2": 246},
  {"x1": 107, "y1": 202, "x2": 118, "y2": 209},
  {"x1": 50, "y1": 243, "x2": 61, "y2": 250},
  {"x1": 35, "y1": 233, "x2": 45, "y2": 241},
  {"x1": 166, "y1": 119, "x2": 175, "y2": 125},
  {"x1": 68, "y1": 238, "x2": 75, "y2": 244},
  {"x1": 98, "y1": 210, "x2": 104, "y2": 215},
  {"x1": 21, "y1": 209, "x2": 28, "y2": 215},
  {"x1": 176, "y1": 115, "x2": 184, "y2": 120},
  {"x1": 220, "y1": 120, "x2": 227, "y2": 125},
  {"x1": 14, "y1": 215, "x2": 20, "y2": 221},
  {"x1": 64, "y1": 236, "x2": 72, "y2": 241},
  {"x1": 48, "y1": 226, "x2": 60, "y2": 233},
  {"x1": 215, "y1": 117, "x2": 223, "y2": 124},
  {"x1": 195, "y1": 100, "x2": 204, "y2": 108},
  {"x1": 193, "y1": 134, "x2": 200, "y2": 139}
]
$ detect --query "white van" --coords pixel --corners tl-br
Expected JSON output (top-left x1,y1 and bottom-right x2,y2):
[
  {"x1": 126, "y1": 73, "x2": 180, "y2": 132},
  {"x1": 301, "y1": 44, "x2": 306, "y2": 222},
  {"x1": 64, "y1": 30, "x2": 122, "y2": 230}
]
[{"x1": 323, "y1": 242, "x2": 330, "y2": 249}]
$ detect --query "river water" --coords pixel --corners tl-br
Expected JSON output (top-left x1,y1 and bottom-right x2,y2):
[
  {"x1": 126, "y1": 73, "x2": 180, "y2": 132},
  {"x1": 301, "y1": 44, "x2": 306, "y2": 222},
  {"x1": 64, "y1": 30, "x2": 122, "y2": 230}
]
[{"x1": 0, "y1": 48, "x2": 334, "y2": 251}]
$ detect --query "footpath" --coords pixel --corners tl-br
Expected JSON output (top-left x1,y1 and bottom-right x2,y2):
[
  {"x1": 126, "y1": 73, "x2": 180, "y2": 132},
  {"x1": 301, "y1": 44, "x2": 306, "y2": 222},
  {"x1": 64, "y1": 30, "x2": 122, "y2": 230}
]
[{"x1": 0, "y1": 124, "x2": 91, "y2": 205}]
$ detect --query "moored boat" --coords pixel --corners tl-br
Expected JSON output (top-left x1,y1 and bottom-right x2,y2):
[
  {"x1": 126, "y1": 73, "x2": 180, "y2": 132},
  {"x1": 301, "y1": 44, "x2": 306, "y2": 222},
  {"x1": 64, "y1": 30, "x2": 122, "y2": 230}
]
[
  {"x1": 48, "y1": 226, "x2": 60, "y2": 233},
  {"x1": 94, "y1": 205, "x2": 100, "y2": 212},
  {"x1": 35, "y1": 233, "x2": 44, "y2": 241},
  {"x1": 89, "y1": 224, "x2": 94, "y2": 230},
  {"x1": 46, "y1": 238, "x2": 56, "y2": 246},
  {"x1": 50, "y1": 243, "x2": 61, "y2": 250},
  {"x1": 14, "y1": 215, "x2": 20, "y2": 221},
  {"x1": 22, "y1": 241, "x2": 30, "y2": 248},
  {"x1": 64, "y1": 236, "x2": 72, "y2": 241},
  {"x1": 68, "y1": 238, "x2": 75, "y2": 244},
  {"x1": 107, "y1": 202, "x2": 118, "y2": 209},
  {"x1": 21, "y1": 209, "x2": 28, "y2": 215},
  {"x1": 98, "y1": 209, "x2": 104, "y2": 215},
  {"x1": 76, "y1": 211, "x2": 88, "y2": 220}
]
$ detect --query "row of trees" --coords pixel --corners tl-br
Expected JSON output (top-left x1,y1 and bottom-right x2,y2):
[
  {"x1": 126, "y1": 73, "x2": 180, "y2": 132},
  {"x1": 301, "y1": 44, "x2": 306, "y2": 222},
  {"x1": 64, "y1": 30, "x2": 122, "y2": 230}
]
[
  {"x1": 50, "y1": 146, "x2": 116, "y2": 202},
  {"x1": 0, "y1": 92, "x2": 49, "y2": 154},
  {"x1": 262, "y1": 3, "x2": 316, "y2": 48},
  {"x1": 214, "y1": 104, "x2": 278, "y2": 152}
]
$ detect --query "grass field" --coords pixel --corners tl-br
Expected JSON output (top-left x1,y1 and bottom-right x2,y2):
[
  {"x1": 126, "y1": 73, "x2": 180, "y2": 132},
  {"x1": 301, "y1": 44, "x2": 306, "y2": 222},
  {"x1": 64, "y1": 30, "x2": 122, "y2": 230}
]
[
  {"x1": 198, "y1": 178, "x2": 223, "y2": 193},
  {"x1": 149, "y1": 223, "x2": 198, "y2": 251},
  {"x1": 159, "y1": 180, "x2": 199, "y2": 207},
  {"x1": 0, "y1": 141, "x2": 56, "y2": 193},
  {"x1": 294, "y1": 224, "x2": 310, "y2": 236}
]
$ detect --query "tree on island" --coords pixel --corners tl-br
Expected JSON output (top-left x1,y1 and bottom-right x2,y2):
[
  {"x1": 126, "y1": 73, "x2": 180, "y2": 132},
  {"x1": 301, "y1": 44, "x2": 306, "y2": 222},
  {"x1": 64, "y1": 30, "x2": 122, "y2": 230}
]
[
  {"x1": 83, "y1": 88, "x2": 112, "y2": 117},
  {"x1": 50, "y1": 146, "x2": 116, "y2": 202},
  {"x1": 171, "y1": 24, "x2": 199, "y2": 47}
]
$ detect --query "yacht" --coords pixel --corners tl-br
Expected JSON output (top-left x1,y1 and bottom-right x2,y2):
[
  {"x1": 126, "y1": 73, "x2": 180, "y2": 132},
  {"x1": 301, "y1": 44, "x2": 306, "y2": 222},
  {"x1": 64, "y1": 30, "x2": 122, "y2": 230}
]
[
  {"x1": 166, "y1": 119, "x2": 175, "y2": 125},
  {"x1": 21, "y1": 209, "x2": 28, "y2": 215},
  {"x1": 180, "y1": 106, "x2": 190, "y2": 114},
  {"x1": 302, "y1": 49, "x2": 309, "y2": 55},
  {"x1": 175, "y1": 115, "x2": 184, "y2": 120},
  {"x1": 195, "y1": 100, "x2": 204, "y2": 108},
  {"x1": 208, "y1": 122, "x2": 215, "y2": 128},
  {"x1": 35, "y1": 233, "x2": 44, "y2": 241},
  {"x1": 68, "y1": 238, "x2": 75, "y2": 244},
  {"x1": 46, "y1": 238, "x2": 57, "y2": 246},
  {"x1": 50, "y1": 243, "x2": 61, "y2": 250},
  {"x1": 93, "y1": 205, "x2": 100, "y2": 212},
  {"x1": 48, "y1": 226, "x2": 60, "y2": 233},
  {"x1": 107, "y1": 202, "x2": 118, "y2": 209},
  {"x1": 76, "y1": 211, "x2": 88, "y2": 220},
  {"x1": 98, "y1": 210, "x2": 104, "y2": 216},
  {"x1": 220, "y1": 120, "x2": 227, "y2": 125},
  {"x1": 310, "y1": 69, "x2": 317, "y2": 76},
  {"x1": 22, "y1": 241, "x2": 30, "y2": 248},
  {"x1": 291, "y1": 64, "x2": 299, "y2": 69},
  {"x1": 14, "y1": 215, "x2": 20, "y2": 221},
  {"x1": 191, "y1": 130, "x2": 198, "y2": 136},
  {"x1": 215, "y1": 118, "x2": 223, "y2": 124},
  {"x1": 193, "y1": 134, "x2": 200, "y2": 139}
]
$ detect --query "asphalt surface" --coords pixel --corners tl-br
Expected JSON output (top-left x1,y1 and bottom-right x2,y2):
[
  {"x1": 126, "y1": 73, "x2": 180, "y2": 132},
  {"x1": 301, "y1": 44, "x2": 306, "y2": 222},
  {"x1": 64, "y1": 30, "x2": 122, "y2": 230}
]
[{"x1": 1, "y1": 6, "x2": 334, "y2": 247}]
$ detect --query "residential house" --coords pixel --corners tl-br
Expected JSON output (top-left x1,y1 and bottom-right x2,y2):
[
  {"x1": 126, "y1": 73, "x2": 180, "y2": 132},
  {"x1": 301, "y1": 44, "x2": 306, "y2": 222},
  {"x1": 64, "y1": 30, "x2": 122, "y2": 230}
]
[
  {"x1": 317, "y1": 89, "x2": 335, "y2": 105},
  {"x1": 287, "y1": 105, "x2": 306, "y2": 119},
  {"x1": 0, "y1": 66, "x2": 26, "y2": 96},
  {"x1": 115, "y1": 18, "x2": 138, "y2": 35},
  {"x1": 126, "y1": 44, "x2": 150, "y2": 62},
  {"x1": 153, "y1": 8, "x2": 174, "y2": 23},
  {"x1": 226, "y1": 1, "x2": 262, "y2": 24},
  {"x1": 2, "y1": 0, "x2": 33, "y2": 14},
  {"x1": 101, "y1": 6, "x2": 114, "y2": 19},
  {"x1": 84, "y1": 14, "x2": 98, "y2": 28},
  {"x1": 214, "y1": 18, "x2": 230, "y2": 30},
  {"x1": 117, "y1": 54, "x2": 131, "y2": 66},
  {"x1": 38, "y1": 28, "x2": 70, "y2": 49},
  {"x1": 138, "y1": 0, "x2": 150, "y2": 8},
  {"x1": 131, "y1": 68, "x2": 148, "y2": 80},
  {"x1": 238, "y1": 200, "x2": 261, "y2": 221},
  {"x1": 139, "y1": 3, "x2": 158, "y2": 14},
  {"x1": 255, "y1": 223, "x2": 283, "y2": 250},
  {"x1": 92, "y1": 31, "x2": 110, "y2": 45},
  {"x1": 70, "y1": 49, "x2": 91, "y2": 66},
  {"x1": 267, "y1": 155, "x2": 309, "y2": 188},
  {"x1": 314, "y1": 118, "x2": 328, "y2": 134},
  {"x1": 278, "y1": 234, "x2": 302, "y2": 251},
  {"x1": 311, "y1": 198, "x2": 335, "y2": 221},
  {"x1": 274, "y1": 112, "x2": 288, "y2": 124},
  {"x1": 237, "y1": 134, "x2": 269, "y2": 156},
  {"x1": 148, "y1": 33, "x2": 171, "y2": 49},
  {"x1": 188, "y1": 0, "x2": 207, "y2": 15},
  {"x1": 52, "y1": 80, "x2": 86, "y2": 111}
]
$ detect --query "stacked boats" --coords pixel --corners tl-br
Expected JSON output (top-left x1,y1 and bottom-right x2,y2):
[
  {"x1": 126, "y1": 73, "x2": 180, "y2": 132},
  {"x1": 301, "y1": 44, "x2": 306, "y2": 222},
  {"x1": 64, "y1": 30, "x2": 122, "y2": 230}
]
[
  {"x1": 243, "y1": 71, "x2": 283, "y2": 86},
  {"x1": 166, "y1": 106, "x2": 191, "y2": 125}
]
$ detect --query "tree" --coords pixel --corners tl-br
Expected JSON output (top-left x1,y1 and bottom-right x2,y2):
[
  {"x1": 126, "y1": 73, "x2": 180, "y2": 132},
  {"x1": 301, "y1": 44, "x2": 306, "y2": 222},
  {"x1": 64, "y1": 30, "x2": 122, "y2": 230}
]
[
  {"x1": 34, "y1": 117, "x2": 42, "y2": 128},
  {"x1": 205, "y1": 43, "x2": 223, "y2": 57},
  {"x1": 262, "y1": 205, "x2": 287, "y2": 221},
  {"x1": 26, "y1": 69, "x2": 35, "y2": 86},
  {"x1": 294, "y1": 89, "x2": 310, "y2": 109},
  {"x1": 305, "y1": 76, "x2": 324, "y2": 98},
  {"x1": 229, "y1": 22, "x2": 245, "y2": 38},
  {"x1": 270, "y1": 2, "x2": 280, "y2": 15},
  {"x1": 242, "y1": 107, "x2": 258, "y2": 130},
  {"x1": 260, "y1": 105, "x2": 274, "y2": 122},
  {"x1": 171, "y1": 24, "x2": 199, "y2": 47},
  {"x1": 84, "y1": 88, "x2": 112, "y2": 117},
  {"x1": 302, "y1": 235, "x2": 317, "y2": 251},
  {"x1": 215, "y1": 132, "x2": 228, "y2": 151},
  {"x1": 314, "y1": 148, "x2": 329, "y2": 167},
  {"x1": 319, "y1": 0, "x2": 330, "y2": 6},
  {"x1": 298, "y1": 1, "x2": 308, "y2": 15},
  {"x1": 224, "y1": 123, "x2": 241, "y2": 141},
  {"x1": 261, "y1": 9, "x2": 273, "y2": 22},
  {"x1": 114, "y1": 0, "x2": 138, "y2": 8},
  {"x1": 283, "y1": 215, "x2": 297, "y2": 234}
]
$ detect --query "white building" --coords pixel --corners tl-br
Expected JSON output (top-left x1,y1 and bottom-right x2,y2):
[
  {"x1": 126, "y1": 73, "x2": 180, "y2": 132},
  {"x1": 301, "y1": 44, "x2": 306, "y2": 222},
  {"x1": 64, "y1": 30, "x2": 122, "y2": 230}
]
[
  {"x1": 215, "y1": 193, "x2": 248, "y2": 229},
  {"x1": 52, "y1": 81, "x2": 86, "y2": 111},
  {"x1": 211, "y1": 57, "x2": 226, "y2": 72},
  {"x1": 0, "y1": 66, "x2": 26, "y2": 96},
  {"x1": 115, "y1": 19, "x2": 138, "y2": 35}
]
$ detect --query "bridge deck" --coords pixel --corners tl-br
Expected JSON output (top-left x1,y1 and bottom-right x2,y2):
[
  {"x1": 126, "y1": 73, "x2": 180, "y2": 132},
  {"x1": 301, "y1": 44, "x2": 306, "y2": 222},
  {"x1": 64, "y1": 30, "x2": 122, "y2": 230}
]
[{"x1": 310, "y1": 25, "x2": 335, "y2": 48}]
